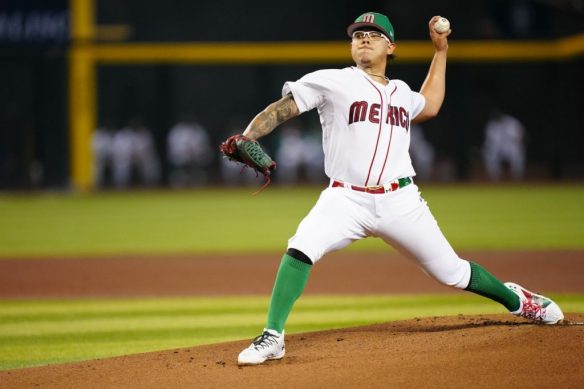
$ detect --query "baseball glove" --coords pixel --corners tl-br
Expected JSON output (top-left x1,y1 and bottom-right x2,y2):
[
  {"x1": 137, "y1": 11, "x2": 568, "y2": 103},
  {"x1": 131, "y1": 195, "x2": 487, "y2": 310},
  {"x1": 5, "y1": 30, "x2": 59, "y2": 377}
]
[{"x1": 219, "y1": 134, "x2": 276, "y2": 194}]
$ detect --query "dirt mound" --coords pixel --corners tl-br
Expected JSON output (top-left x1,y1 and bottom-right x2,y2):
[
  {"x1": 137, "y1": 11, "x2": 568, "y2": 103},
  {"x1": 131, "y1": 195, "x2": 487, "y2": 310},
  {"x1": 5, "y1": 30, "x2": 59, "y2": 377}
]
[{"x1": 2, "y1": 314, "x2": 583, "y2": 389}]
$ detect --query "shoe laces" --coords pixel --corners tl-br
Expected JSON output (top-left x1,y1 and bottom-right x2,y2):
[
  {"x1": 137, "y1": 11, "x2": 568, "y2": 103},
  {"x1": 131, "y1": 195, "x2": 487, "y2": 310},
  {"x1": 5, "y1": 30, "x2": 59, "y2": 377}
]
[
  {"x1": 520, "y1": 295, "x2": 546, "y2": 321},
  {"x1": 252, "y1": 331, "x2": 280, "y2": 350}
]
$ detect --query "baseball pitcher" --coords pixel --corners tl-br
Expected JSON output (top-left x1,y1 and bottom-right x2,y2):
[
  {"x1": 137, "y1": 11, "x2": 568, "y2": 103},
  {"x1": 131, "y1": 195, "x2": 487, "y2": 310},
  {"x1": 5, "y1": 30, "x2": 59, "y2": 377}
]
[{"x1": 220, "y1": 12, "x2": 564, "y2": 366}]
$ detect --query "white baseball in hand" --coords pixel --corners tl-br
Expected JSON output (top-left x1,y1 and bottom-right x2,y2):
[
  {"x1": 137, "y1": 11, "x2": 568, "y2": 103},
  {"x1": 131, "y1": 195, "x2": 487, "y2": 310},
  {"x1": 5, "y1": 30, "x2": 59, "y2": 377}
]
[{"x1": 434, "y1": 17, "x2": 450, "y2": 33}]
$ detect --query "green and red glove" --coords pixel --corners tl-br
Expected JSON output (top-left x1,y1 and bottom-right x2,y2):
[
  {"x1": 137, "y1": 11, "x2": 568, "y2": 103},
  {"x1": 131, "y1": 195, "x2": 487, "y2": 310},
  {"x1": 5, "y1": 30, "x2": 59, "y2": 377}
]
[{"x1": 219, "y1": 134, "x2": 276, "y2": 193}]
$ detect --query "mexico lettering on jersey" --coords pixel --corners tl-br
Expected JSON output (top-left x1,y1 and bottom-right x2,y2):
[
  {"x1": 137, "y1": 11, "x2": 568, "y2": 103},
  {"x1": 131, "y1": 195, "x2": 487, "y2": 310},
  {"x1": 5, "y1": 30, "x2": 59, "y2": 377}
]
[
  {"x1": 348, "y1": 101, "x2": 410, "y2": 129},
  {"x1": 282, "y1": 66, "x2": 425, "y2": 187}
]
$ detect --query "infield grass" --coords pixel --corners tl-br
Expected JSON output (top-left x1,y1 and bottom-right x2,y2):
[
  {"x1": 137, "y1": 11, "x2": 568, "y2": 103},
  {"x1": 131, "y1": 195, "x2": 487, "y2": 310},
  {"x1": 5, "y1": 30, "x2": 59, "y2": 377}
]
[
  {"x1": 1, "y1": 294, "x2": 583, "y2": 371},
  {"x1": 1, "y1": 184, "x2": 583, "y2": 257}
]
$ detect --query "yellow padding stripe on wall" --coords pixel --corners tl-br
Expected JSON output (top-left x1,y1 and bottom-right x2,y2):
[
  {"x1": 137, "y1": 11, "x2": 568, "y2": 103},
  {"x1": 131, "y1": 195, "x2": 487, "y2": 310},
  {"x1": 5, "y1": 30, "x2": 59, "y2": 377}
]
[{"x1": 86, "y1": 35, "x2": 584, "y2": 64}]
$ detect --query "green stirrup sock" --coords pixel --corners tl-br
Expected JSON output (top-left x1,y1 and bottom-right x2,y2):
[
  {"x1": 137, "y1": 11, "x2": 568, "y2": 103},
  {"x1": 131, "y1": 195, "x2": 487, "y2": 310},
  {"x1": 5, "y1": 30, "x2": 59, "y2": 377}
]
[
  {"x1": 266, "y1": 254, "x2": 312, "y2": 333},
  {"x1": 465, "y1": 262, "x2": 520, "y2": 311}
]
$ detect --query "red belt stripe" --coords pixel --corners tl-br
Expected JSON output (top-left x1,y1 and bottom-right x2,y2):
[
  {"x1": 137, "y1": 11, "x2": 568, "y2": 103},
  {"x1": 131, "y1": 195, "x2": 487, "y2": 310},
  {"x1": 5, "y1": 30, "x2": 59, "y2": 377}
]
[{"x1": 331, "y1": 178, "x2": 410, "y2": 194}]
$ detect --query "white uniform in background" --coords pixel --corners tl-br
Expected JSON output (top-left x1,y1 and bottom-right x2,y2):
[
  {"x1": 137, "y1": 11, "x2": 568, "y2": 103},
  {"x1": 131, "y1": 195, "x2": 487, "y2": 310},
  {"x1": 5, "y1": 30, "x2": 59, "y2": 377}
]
[
  {"x1": 167, "y1": 121, "x2": 212, "y2": 187},
  {"x1": 111, "y1": 125, "x2": 160, "y2": 188},
  {"x1": 483, "y1": 113, "x2": 525, "y2": 181},
  {"x1": 276, "y1": 126, "x2": 325, "y2": 184},
  {"x1": 133, "y1": 127, "x2": 160, "y2": 186}
]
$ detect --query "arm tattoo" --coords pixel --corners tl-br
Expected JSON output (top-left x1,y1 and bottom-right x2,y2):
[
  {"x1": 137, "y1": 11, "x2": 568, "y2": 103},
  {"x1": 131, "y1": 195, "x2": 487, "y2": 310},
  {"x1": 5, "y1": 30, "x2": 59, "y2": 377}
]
[{"x1": 243, "y1": 95, "x2": 300, "y2": 140}]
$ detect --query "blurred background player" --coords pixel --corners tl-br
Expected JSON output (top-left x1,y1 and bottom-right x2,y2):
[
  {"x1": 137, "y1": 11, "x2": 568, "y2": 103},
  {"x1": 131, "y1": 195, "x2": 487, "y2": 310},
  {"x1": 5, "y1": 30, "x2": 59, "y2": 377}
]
[
  {"x1": 275, "y1": 122, "x2": 325, "y2": 185},
  {"x1": 112, "y1": 118, "x2": 161, "y2": 188},
  {"x1": 482, "y1": 108, "x2": 526, "y2": 181},
  {"x1": 167, "y1": 116, "x2": 212, "y2": 188}
]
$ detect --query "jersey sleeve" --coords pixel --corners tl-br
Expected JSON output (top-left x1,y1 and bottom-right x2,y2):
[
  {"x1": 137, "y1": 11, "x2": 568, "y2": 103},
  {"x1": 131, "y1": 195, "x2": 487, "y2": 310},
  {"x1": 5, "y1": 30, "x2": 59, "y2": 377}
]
[
  {"x1": 410, "y1": 91, "x2": 426, "y2": 120},
  {"x1": 282, "y1": 70, "x2": 337, "y2": 113}
]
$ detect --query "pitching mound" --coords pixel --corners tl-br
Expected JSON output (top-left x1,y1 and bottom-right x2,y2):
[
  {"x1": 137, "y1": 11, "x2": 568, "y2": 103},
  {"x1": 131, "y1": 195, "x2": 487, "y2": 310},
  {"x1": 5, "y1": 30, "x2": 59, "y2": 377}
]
[{"x1": 2, "y1": 314, "x2": 583, "y2": 388}]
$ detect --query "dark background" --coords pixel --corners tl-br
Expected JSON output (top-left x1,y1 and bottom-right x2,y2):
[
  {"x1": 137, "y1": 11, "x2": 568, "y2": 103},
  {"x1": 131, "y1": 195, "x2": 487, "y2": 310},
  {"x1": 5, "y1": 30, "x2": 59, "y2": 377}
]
[{"x1": 1, "y1": 0, "x2": 583, "y2": 189}]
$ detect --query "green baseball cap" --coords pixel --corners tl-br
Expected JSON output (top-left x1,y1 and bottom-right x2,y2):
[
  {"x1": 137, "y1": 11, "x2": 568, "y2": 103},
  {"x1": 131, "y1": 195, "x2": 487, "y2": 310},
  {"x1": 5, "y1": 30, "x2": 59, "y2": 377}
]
[{"x1": 347, "y1": 12, "x2": 395, "y2": 42}]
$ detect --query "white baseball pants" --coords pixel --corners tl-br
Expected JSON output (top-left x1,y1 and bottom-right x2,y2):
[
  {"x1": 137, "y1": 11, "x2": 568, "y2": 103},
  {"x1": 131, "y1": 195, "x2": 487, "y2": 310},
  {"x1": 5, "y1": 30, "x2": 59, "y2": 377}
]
[{"x1": 287, "y1": 182, "x2": 471, "y2": 289}]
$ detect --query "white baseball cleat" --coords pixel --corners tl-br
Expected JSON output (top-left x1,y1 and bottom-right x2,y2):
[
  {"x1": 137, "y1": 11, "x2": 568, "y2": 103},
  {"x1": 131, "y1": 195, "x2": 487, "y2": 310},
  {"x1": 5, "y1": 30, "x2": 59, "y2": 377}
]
[
  {"x1": 238, "y1": 328, "x2": 285, "y2": 365},
  {"x1": 505, "y1": 282, "x2": 564, "y2": 325}
]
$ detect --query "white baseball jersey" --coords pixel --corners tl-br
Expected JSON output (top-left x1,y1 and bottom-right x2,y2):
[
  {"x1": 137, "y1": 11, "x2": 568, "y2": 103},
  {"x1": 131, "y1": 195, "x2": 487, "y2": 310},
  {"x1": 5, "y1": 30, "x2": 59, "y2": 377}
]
[
  {"x1": 283, "y1": 66, "x2": 471, "y2": 289},
  {"x1": 283, "y1": 66, "x2": 426, "y2": 187}
]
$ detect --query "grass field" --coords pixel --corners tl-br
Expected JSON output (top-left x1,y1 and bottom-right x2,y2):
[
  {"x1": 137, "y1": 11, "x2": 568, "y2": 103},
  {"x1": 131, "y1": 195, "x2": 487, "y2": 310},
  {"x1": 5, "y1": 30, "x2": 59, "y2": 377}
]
[
  {"x1": 0, "y1": 185, "x2": 583, "y2": 371},
  {"x1": 2, "y1": 294, "x2": 584, "y2": 371},
  {"x1": 1, "y1": 184, "x2": 583, "y2": 257}
]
